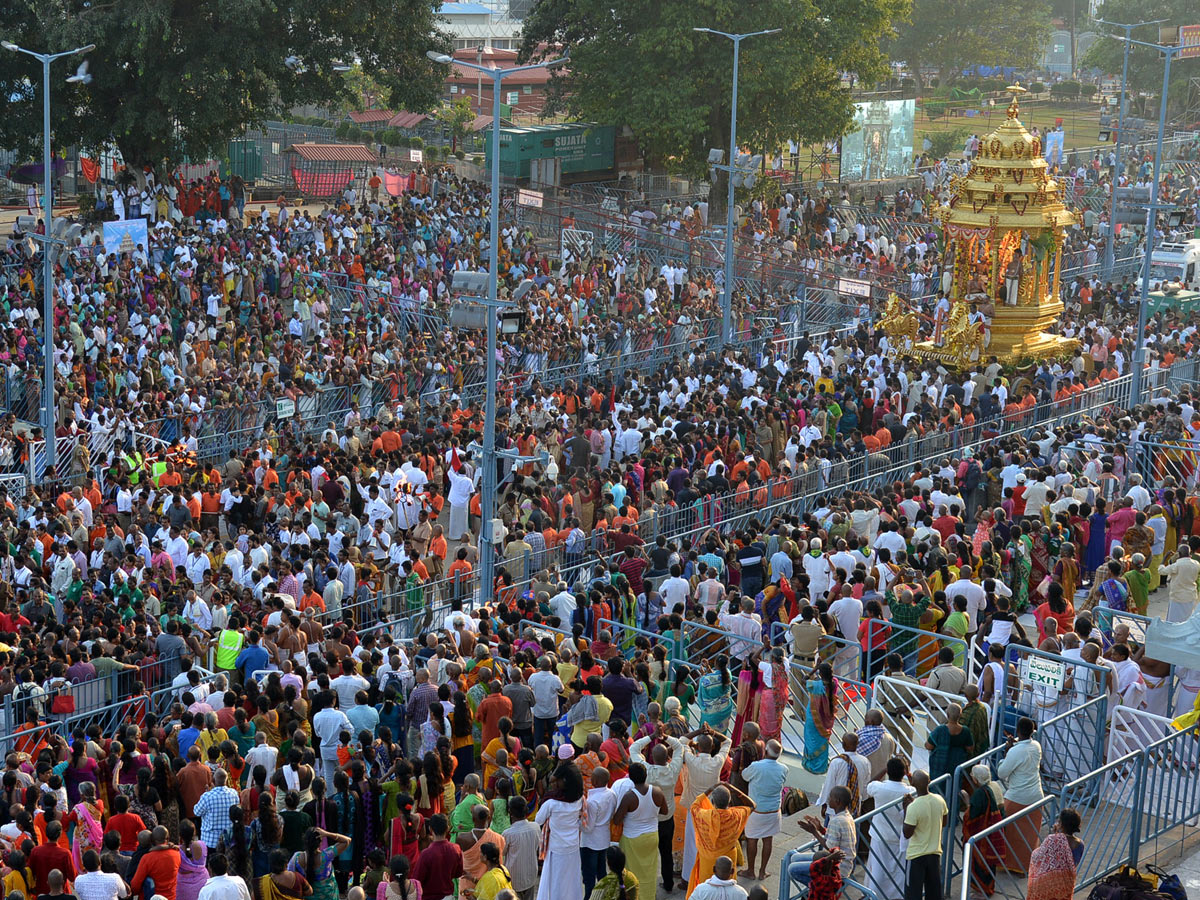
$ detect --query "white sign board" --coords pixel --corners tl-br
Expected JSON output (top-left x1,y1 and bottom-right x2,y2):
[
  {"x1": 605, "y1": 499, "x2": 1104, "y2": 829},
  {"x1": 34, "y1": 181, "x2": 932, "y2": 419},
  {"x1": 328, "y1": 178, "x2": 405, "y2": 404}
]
[
  {"x1": 507, "y1": 91, "x2": 520, "y2": 106},
  {"x1": 1021, "y1": 655, "x2": 1066, "y2": 692},
  {"x1": 838, "y1": 277, "x2": 872, "y2": 299},
  {"x1": 517, "y1": 188, "x2": 544, "y2": 208},
  {"x1": 276, "y1": 399, "x2": 296, "y2": 420},
  {"x1": 410, "y1": 149, "x2": 424, "y2": 163}
]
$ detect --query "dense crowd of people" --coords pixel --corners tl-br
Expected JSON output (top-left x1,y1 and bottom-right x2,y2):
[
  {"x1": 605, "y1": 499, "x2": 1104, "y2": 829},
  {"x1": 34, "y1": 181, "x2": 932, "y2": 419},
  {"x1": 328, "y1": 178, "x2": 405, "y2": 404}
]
[{"x1": 0, "y1": 126, "x2": 1195, "y2": 900}]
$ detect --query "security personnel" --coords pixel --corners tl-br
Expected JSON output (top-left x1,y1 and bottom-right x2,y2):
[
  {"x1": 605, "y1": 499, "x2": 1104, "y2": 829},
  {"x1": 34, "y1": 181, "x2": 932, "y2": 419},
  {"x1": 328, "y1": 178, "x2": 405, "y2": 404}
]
[{"x1": 215, "y1": 614, "x2": 245, "y2": 681}]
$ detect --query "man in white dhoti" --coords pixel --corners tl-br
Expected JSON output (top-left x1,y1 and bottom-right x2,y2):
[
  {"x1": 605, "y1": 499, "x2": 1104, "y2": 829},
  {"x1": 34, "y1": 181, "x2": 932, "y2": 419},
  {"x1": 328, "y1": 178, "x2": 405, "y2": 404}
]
[
  {"x1": 1159, "y1": 545, "x2": 1200, "y2": 622},
  {"x1": 534, "y1": 779, "x2": 585, "y2": 900},
  {"x1": 1136, "y1": 648, "x2": 1173, "y2": 720},
  {"x1": 864, "y1": 757, "x2": 914, "y2": 900},
  {"x1": 446, "y1": 465, "x2": 474, "y2": 541},
  {"x1": 1175, "y1": 668, "x2": 1200, "y2": 718}
]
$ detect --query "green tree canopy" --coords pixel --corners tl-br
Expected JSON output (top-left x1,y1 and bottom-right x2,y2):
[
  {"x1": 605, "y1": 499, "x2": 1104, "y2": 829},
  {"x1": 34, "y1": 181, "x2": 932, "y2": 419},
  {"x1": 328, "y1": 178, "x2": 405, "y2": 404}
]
[
  {"x1": 0, "y1": 0, "x2": 449, "y2": 174},
  {"x1": 1083, "y1": 0, "x2": 1200, "y2": 112},
  {"x1": 519, "y1": 0, "x2": 907, "y2": 176},
  {"x1": 888, "y1": 0, "x2": 1052, "y2": 87}
]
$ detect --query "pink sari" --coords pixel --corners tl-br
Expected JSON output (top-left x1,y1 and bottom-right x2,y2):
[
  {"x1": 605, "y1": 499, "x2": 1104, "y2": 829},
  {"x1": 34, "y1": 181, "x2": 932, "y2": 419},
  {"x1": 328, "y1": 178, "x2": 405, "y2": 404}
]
[
  {"x1": 71, "y1": 802, "x2": 105, "y2": 873},
  {"x1": 758, "y1": 663, "x2": 790, "y2": 741},
  {"x1": 1027, "y1": 833, "x2": 1078, "y2": 900}
]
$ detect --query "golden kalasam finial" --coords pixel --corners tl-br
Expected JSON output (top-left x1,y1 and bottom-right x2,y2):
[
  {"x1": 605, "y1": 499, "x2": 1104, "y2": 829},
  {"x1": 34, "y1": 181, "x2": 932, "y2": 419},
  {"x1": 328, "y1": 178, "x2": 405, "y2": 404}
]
[{"x1": 1005, "y1": 84, "x2": 1027, "y2": 119}]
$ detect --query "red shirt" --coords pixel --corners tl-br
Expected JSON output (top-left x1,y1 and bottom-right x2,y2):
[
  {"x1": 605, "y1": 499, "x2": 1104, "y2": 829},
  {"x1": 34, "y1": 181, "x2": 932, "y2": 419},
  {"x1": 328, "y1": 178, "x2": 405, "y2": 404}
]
[
  {"x1": 107, "y1": 811, "x2": 147, "y2": 851},
  {"x1": 29, "y1": 843, "x2": 75, "y2": 894},
  {"x1": 130, "y1": 847, "x2": 181, "y2": 900},
  {"x1": 475, "y1": 693, "x2": 514, "y2": 749},
  {"x1": 411, "y1": 838, "x2": 464, "y2": 900}
]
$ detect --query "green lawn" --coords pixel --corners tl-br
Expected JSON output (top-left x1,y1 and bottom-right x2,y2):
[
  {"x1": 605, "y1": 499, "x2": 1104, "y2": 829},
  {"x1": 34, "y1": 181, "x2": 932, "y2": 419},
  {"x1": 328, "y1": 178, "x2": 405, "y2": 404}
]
[{"x1": 780, "y1": 97, "x2": 1106, "y2": 182}]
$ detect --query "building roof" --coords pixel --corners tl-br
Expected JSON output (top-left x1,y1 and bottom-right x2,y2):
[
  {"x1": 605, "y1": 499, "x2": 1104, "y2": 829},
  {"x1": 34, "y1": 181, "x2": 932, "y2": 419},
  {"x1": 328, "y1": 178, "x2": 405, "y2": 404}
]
[
  {"x1": 388, "y1": 111, "x2": 431, "y2": 129},
  {"x1": 347, "y1": 110, "x2": 394, "y2": 125},
  {"x1": 441, "y1": 1, "x2": 493, "y2": 14},
  {"x1": 468, "y1": 115, "x2": 496, "y2": 132},
  {"x1": 285, "y1": 143, "x2": 378, "y2": 163}
]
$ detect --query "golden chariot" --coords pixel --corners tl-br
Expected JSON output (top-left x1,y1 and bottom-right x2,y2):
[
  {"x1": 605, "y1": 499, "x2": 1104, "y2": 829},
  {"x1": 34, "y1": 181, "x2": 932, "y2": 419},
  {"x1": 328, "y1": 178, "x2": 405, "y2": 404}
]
[{"x1": 881, "y1": 86, "x2": 1079, "y2": 369}]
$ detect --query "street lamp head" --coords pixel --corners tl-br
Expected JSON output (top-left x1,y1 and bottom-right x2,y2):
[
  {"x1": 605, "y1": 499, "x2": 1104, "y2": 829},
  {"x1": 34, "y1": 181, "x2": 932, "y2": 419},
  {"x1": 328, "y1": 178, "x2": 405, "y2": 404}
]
[
  {"x1": 76, "y1": 44, "x2": 96, "y2": 54},
  {"x1": 693, "y1": 27, "x2": 713, "y2": 33},
  {"x1": 427, "y1": 50, "x2": 454, "y2": 64},
  {"x1": 1, "y1": 41, "x2": 18, "y2": 52}
]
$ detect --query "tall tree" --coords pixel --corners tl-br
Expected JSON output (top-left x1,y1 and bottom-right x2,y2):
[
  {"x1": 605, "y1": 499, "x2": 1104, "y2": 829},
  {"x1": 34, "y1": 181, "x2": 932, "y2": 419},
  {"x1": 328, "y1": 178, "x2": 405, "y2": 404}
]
[
  {"x1": 0, "y1": 0, "x2": 449, "y2": 174},
  {"x1": 1083, "y1": 0, "x2": 1200, "y2": 111},
  {"x1": 888, "y1": 0, "x2": 1052, "y2": 87},
  {"x1": 519, "y1": 0, "x2": 907, "y2": 176}
]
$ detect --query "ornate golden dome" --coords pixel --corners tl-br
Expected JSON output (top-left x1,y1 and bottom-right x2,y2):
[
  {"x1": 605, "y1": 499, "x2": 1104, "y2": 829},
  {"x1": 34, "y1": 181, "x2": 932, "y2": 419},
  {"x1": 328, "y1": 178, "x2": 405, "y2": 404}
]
[{"x1": 939, "y1": 85, "x2": 1076, "y2": 232}]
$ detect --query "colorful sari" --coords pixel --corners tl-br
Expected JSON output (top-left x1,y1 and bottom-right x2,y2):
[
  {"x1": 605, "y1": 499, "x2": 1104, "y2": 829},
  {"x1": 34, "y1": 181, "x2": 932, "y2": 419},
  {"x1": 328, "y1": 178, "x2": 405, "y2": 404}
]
[
  {"x1": 802, "y1": 678, "x2": 835, "y2": 774},
  {"x1": 758, "y1": 662, "x2": 789, "y2": 742},
  {"x1": 963, "y1": 782, "x2": 1004, "y2": 896},
  {"x1": 70, "y1": 800, "x2": 105, "y2": 874},
  {"x1": 697, "y1": 671, "x2": 733, "y2": 732},
  {"x1": 916, "y1": 605, "x2": 946, "y2": 676},
  {"x1": 1009, "y1": 536, "x2": 1032, "y2": 612},
  {"x1": 1098, "y1": 577, "x2": 1128, "y2": 613},
  {"x1": 1053, "y1": 557, "x2": 1079, "y2": 602},
  {"x1": 730, "y1": 668, "x2": 759, "y2": 746},
  {"x1": 1030, "y1": 533, "x2": 1052, "y2": 590},
  {"x1": 1027, "y1": 833, "x2": 1079, "y2": 900}
]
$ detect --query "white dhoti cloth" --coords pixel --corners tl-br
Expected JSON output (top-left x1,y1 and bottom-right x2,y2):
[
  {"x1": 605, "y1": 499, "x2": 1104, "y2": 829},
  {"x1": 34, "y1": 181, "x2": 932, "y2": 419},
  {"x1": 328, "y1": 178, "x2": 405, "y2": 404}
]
[
  {"x1": 1143, "y1": 674, "x2": 1172, "y2": 719},
  {"x1": 866, "y1": 838, "x2": 910, "y2": 900},
  {"x1": 744, "y1": 809, "x2": 781, "y2": 839},
  {"x1": 536, "y1": 847, "x2": 583, "y2": 900},
  {"x1": 448, "y1": 503, "x2": 469, "y2": 541},
  {"x1": 682, "y1": 807, "x2": 698, "y2": 882},
  {"x1": 1167, "y1": 599, "x2": 1196, "y2": 623}
]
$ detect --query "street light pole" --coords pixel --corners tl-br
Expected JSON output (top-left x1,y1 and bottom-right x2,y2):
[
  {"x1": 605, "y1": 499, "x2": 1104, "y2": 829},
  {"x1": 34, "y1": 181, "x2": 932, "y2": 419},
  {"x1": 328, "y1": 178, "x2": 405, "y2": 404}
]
[
  {"x1": 428, "y1": 48, "x2": 565, "y2": 608},
  {"x1": 694, "y1": 27, "x2": 781, "y2": 348},
  {"x1": 1096, "y1": 19, "x2": 1165, "y2": 278},
  {"x1": 1, "y1": 39, "x2": 94, "y2": 474},
  {"x1": 1111, "y1": 35, "x2": 1184, "y2": 409}
]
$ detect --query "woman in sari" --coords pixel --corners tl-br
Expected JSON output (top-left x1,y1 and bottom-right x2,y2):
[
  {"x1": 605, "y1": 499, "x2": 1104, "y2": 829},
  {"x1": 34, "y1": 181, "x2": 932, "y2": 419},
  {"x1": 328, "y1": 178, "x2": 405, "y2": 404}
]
[
  {"x1": 66, "y1": 782, "x2": 104, "y2": 875},
  {"x1": 176, "y1": 819, "x2": 209, "y2": 900},
  {"x1": 730, "y1": 650, "x2": 765, "y2": 746},
  {"x1": 1008, "y1": 523, "x2": 1033, "y2": 613},
  {"x1": 288, "y1": 827, "x2": 351, "y2": 900},
  {"x1": 386, "y1": 793, "x2": 423, "y2": 867},
  {"x1": 802, "y1": 663, "x2": 837, "y2": 775},
  {"x1": 378, "y1": 853, "x2": 421, "y2": 900},
  {"x1": 962, "y1": 765, "x2": 1005, "y2": 897},
  {"x1": 972, "y1": 507, "x2": 994, "y2": 557},
  {"x1": 1027, "y1": 808, "x2": 1084, "y2": 900},
  {"x1": 756, "y1": 648, "x2": 790, "y2": 742},
  {"x1": 263, "y1": 849, "x2": 312, "y2": 900},
  {"x1": 590, "y1": 846, "x2": 639, "y2": 900},
  {"x1": 1052, "y1": 542, "x2": 1080, "y2": 602},
  {"x1": 1030, "y1": 527, "x2": 1054, "y2": 596},
  {"x1": 696, "y1": 656, "x2": 734, "y2": 732},
  {"x1": 916, "y1": 592, "x2": 947, "y2": 677},
  {"x1": 1084, "y1": 500, "x2": 1108, "y2": 580}
]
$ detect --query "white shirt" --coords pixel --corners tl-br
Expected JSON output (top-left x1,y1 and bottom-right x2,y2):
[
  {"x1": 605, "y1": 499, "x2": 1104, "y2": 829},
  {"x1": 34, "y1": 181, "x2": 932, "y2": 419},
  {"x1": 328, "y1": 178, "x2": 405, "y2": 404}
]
[
  {"x1": 330, "y1": 673, "x2": 370, "y2": 710},
  {"x1": 817, "y1": 750, "x2": 871, "y2": 810},
  {"x1": 74, "y1": 871, "x2": 129, "y2": 900},
  {"x1": 828, "y1": 596, "x2": 864, "y2": 641},
  {"x1": 582, "y1": 786, "x2": 618, "y2": 850},
  {"x1": 197, "y1": 875, "x2": 253, "y2": 900}
]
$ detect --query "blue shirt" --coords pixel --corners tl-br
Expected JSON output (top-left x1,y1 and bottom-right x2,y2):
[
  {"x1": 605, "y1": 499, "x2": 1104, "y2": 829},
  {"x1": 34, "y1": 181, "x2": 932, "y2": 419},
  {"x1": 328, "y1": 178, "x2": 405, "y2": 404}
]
[
  {"x1": 744, "y1": 758, "x2": 789, "y2": 813},
  {"x1": 346, "y1": 704, "x2": 381, "y2": 739},
  {"x1": 235, "y1": 643, "x2": 269, "y2": 679},
  {"x1": 177, "y1": 726, "x2": 200, "y2": 760}
]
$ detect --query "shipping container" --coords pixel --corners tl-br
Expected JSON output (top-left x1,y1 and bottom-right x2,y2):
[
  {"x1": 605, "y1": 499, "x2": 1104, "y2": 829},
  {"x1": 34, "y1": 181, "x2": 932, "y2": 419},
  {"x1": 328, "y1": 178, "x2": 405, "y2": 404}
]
[{"x1": 486, "y1": 123, "x2": 615, "y2": 179}]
